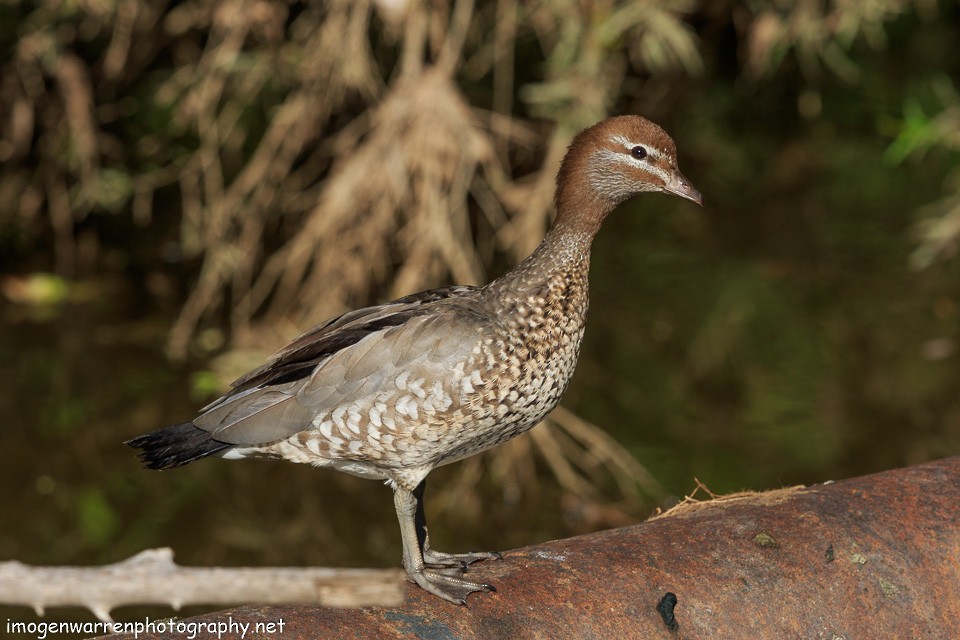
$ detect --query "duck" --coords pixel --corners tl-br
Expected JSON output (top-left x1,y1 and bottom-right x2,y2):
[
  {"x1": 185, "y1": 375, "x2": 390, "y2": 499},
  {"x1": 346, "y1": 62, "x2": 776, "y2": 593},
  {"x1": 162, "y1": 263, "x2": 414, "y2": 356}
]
[{"x1": 127, "y1": 115, "x2": 702, "y2": 605}]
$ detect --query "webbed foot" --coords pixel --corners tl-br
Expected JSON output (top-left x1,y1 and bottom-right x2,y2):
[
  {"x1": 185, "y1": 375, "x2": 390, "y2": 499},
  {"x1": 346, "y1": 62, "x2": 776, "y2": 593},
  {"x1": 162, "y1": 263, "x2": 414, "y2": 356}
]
[
  {"x1": 407, "y1": 566, "x2": 496, "y2": 605},
  {"x1": 395, "y1": 480, "x2": 502, "y2": 605},
  {"x1": 422, "y1": 546, "x2": 503, "y2": 569}
]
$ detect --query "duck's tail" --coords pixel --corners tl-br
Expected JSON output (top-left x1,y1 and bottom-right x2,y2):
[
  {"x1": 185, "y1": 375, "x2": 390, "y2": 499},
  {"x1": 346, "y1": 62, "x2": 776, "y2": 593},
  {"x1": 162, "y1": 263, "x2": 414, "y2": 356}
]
[{"x1": 125, "y1": 422, "x2": 232, "y2": 470}]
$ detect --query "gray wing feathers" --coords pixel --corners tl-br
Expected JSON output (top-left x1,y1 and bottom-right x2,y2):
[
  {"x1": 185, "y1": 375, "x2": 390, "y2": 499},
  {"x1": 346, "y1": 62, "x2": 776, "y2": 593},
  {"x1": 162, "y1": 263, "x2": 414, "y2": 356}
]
[
  {"x1": 229, "y1": 285, "x2": 479, "y2": 392},
  {"x1": 299, "y1": 314, "x2": 479, "y2": 406},
  {"x1": 192, "y1": 309, "x2": 485, "y2": 446},
  {"x1": 194, "y1": 385, "x2": 314, "y2": 445}
]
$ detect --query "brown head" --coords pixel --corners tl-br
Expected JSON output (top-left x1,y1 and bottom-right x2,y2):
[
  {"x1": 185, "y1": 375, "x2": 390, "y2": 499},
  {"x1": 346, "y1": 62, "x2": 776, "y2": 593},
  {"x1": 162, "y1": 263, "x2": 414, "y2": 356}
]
[{"x1": 554, "y1": 115, "x2": 702, "y2": 234}]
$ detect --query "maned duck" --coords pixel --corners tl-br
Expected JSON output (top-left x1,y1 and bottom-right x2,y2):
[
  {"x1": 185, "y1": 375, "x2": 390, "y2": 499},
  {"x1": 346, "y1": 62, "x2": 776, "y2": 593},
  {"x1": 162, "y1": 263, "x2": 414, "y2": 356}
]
[{"x1": 127, "y1": 115, "x2": 702, "y2": 604}]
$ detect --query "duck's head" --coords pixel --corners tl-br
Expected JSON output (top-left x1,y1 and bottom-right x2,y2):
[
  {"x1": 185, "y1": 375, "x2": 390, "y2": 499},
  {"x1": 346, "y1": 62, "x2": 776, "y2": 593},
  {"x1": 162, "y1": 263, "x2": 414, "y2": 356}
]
[{"x1": 554, "y1": 115, "x2": 702, "y2": 232}]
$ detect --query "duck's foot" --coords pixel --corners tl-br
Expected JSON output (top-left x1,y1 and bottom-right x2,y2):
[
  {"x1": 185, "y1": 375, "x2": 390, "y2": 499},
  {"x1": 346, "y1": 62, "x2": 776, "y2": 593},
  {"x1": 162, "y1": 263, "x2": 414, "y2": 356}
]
[
  {"x1": 422, "y1": 547, "x2": 503, "y2": 569},
  {"x1": 396, "y1": 481, "x2": 500, "y2": 604},
  {"x1": 407, "y1": 566, "x2": 496, "y2": 605}
]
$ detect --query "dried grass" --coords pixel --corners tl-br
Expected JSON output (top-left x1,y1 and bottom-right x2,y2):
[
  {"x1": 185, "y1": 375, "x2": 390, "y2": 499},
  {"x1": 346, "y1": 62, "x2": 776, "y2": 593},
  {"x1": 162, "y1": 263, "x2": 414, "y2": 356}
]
[{"x1": 651, "y1": 479, "x2": 806, "y2": 520}]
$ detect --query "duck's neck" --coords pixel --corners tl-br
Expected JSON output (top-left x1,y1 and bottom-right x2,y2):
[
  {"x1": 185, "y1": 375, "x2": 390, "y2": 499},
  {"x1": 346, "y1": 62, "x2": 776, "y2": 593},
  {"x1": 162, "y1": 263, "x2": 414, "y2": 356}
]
[{"x1": 485, "y1": 220, "x2": 597, "y2": 302}]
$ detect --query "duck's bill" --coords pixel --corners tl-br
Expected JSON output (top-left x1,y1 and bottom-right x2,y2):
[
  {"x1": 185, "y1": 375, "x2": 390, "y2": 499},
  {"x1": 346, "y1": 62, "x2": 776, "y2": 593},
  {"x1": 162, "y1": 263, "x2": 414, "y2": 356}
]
[{"x1": 664, "y1": 172, "x2": 703, "y2": 206}]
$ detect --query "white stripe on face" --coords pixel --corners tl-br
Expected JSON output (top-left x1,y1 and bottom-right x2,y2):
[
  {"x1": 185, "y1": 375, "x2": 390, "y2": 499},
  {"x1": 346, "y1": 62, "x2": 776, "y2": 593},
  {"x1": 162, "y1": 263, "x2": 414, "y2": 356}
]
[
  {"x1": 610, "y1": 135, "x2": 667, "y2": 162},
  {"x1": 589, "y1": 148, "x2": 670, "y2": 192},
  {"x1": 592, "y1": 148, "x2": 670, "y2": 183}
]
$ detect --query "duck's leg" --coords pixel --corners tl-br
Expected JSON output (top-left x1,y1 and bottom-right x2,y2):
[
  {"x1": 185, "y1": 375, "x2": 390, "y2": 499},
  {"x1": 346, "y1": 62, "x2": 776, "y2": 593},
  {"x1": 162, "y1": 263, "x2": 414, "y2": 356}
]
[
  {"x1": 413, "y1": 480, "x2": 503, "y2": 568},
  {"x1": 393, "y1": 482, "x2": 496, "y2": 605}
]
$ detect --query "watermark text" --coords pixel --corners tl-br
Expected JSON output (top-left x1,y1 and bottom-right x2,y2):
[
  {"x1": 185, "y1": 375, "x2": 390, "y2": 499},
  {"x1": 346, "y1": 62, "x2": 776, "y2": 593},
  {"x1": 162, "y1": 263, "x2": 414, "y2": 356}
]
[{"x1": 6, "y1": 616, "x2": 285, "y2": 639}]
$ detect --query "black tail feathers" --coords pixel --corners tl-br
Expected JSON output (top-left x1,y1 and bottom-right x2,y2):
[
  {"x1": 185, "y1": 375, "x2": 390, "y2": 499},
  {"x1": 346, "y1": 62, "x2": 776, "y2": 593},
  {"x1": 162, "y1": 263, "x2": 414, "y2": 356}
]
[{"x1": 125, "y1": 422, "x2": 232, "y2": 470}]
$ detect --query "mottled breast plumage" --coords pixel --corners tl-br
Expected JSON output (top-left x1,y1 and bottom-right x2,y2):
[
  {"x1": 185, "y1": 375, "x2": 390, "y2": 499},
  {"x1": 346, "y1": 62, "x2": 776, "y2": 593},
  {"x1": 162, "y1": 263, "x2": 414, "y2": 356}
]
[{"x1": 242, "y1": 253, "x2": 590, "y2": 488}]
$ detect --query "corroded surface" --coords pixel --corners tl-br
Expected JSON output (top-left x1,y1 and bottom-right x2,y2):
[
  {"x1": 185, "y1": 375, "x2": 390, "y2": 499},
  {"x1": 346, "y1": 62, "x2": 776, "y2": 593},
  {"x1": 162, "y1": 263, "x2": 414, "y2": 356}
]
[{"x1": 106, "y1": 456, "x2": 960, "y2": 639}]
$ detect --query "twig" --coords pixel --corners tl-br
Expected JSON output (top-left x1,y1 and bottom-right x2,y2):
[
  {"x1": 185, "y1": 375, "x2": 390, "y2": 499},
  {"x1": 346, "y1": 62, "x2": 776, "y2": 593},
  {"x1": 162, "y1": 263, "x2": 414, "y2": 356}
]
[{"x1": 0, "y1": 548, "x2": 404, "y2": 623}]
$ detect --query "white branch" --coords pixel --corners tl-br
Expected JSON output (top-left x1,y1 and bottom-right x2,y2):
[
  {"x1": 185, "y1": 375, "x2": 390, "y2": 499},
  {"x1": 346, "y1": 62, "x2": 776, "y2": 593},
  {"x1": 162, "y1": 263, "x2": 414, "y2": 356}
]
[{"x1": 0, "y1": 548, "x2": 405, "y2": 622}]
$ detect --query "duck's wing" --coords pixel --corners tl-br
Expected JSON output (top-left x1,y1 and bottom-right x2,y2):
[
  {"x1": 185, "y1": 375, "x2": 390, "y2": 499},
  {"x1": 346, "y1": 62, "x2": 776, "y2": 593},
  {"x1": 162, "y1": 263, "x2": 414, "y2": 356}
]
[
  {"x1": 192, "y1": 285, "x2": 485, "y2": 445},
  {"x1": 226, "y1": 285, "x2": 478, "y2": 394}
]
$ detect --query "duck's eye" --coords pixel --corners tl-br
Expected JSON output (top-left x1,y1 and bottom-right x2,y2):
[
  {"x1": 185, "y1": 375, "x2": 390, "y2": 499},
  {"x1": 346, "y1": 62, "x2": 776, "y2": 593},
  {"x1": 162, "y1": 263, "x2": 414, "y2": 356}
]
[{"x1": 631, "y1": 146, "x2": 647, "y2": 160}]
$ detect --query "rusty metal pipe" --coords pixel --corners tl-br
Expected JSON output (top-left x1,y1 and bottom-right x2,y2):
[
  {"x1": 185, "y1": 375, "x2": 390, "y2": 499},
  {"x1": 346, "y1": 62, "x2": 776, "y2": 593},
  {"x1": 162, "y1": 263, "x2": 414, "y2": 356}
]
[{"x1": 107, "y1": 456, "x2": 960, "y2": 639}]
